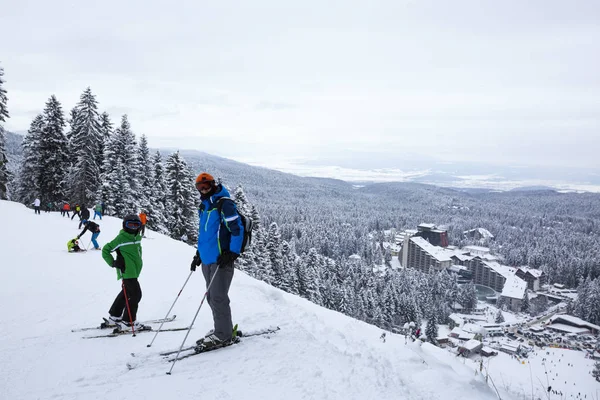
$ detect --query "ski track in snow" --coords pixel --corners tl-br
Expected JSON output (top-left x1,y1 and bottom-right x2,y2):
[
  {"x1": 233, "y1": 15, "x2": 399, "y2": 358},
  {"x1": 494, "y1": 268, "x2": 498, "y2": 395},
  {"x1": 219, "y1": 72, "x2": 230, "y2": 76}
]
[{"x1": 0, "y1": 200, "x2": 510, "y2": 400}]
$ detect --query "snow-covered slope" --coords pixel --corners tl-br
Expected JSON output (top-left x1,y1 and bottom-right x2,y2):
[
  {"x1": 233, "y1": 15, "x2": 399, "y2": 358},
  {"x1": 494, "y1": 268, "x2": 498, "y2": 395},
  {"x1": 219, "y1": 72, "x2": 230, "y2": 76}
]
[{"x1": 0, "y1": 200, "x2": 510, "y2": 400}]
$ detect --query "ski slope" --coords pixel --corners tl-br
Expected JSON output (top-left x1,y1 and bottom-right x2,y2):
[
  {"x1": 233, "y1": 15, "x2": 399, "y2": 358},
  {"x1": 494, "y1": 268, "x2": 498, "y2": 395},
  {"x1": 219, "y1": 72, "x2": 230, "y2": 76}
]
[{"x1": 0, "y1": 200, "x2": 512, "y2": 400}]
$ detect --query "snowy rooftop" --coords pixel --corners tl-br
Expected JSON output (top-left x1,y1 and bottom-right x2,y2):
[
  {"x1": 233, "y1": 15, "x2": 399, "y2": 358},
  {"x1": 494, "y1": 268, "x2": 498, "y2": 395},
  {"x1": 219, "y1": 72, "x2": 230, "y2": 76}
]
[
  {"x1": 519, "y1": 267, "x2": 543, "y2": 278},
  {"x1": 418, "y1": 223, "x2": 436, "y2": 229},
  {"x1": 500, "y1": 275, "x2": 527, "y2": 300},
  {"x1": 410, "y1": 237, "x2": 452, "y2": 262},
  {"x1": 461, "y1": 339, "x2": 482, "y2": 351},
  {"x1": 458, "y1": 332, "x2": 476, "y2": 341},
  {"x1": 547, "y1": 324, "x2": 591, "y2": 334},
  {"x1": 549, "y1": 315, "x2": 600, "y2": 331},
  {"x1": 463, "y1": 228, "x2": 494, "y2": 239},
  {"x1": 482, "y1": 260, "x2": 515, "y2": 279}
]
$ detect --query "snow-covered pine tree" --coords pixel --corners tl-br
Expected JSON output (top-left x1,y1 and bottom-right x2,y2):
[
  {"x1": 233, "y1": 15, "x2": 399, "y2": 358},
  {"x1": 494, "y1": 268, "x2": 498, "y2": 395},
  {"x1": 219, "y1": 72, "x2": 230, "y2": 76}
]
[
  {"x1": 146, "y1": 150, "x2": 168, "y2": 233},
  {"x1": 38, "y1": 95, "x2": 69, "y2": 203},
  {"x1": 521, "y1": 290, "x2": 530, "y2": 314},
  {"x1": 267, "y1": 222, "x2": 285, "y2": 289},
  {"x1": 136, "y1": 134, "x2": 153, "y2": 213},
  {"x1": 301, "y1": 248, "x2": 323, "y2": 305},
  {"x1": 16, "y1": 115, "x2": 44, "y2": 202},
  {"x1": 68, "y1": 88, "x2": 102, "y2": 205},
  {"x1": 425, "y1": 311, "x2": 438, "y2": 344},
  {"x1": 0, "y1": 64, "x2": 9, "y2": 200},
  {"x1": 592, "y1": 361, "x2": 600, "y2": 382},
  {"x1": 495, "y1": 309, "x2": 505, "y2": 323},
  {"x1": 164, "y1": 151, "x2": 197, "y2": 241},
  {"x1": 101, "y1": 115, "x2": 139, "y2": 216},
  {"x1": 0, "y1": 126, "x2": 9, "y2": 200},
  {"x1": 0, "y1": 64, "x2": 8, "y2": 124},
  {"x1": 97, "y1": 112, "x2": 113, "y2": 177}
]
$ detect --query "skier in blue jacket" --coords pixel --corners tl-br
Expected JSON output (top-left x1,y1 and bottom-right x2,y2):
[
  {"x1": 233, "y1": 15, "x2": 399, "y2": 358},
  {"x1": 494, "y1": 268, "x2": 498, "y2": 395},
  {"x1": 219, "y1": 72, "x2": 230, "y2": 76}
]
[{"x1": 191, "y1": 172, "x2": 244, "y2": 350}]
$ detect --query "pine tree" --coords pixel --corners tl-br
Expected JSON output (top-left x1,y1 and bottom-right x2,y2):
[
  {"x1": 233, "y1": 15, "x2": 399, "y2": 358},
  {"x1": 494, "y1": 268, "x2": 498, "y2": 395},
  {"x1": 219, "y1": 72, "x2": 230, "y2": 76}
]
[
  {"x1": 38, "y1": 95, "x2": 68, "y2": 203},
  {"x1": 0, "y1": 64, "x2": 8, "y2": 123},
  {"x1": 592, "y1": 361, "x2": 600, "y2": 382},
  {"x1": 136, "y1": 135, "x2": 153, "y2": 212},
  {"x1": 17, "y1": 115, "x2": 44, "y2": 202},
  {"x1": 69, "y1": 88, "x2": 102, "y2": 205},
  {"x1": 267, "y1": 222, "x2": 285, "y2": 289},
  {"x1": 146, "y1": 150, "x2": 168, "y2": 233},
  {"x1": 97, "y1": 112, "x2": 113, "y2": 177},
  {"x1": 521, "y1": 290, "x2": 531, "y2": 314},
  {"x1": 164, "y1": 151, "x2": 197, "y2": 241},
  {"x1": 495, "y1": 309, "x2": 505, "y2": 323},
  {"x1": 426, "y1": 312, "x2": 438, "y2": 344},
  {"x1": 0, "y1": 64, "x2": 9, "y2": 200},
  {"x1": 101, "y1": 115, "x2": 139, "y2": 216}
]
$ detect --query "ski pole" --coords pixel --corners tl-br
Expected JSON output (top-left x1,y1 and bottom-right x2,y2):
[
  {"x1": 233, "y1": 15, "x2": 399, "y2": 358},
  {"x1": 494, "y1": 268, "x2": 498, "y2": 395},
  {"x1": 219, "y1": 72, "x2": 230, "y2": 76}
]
[
  {"x1": 167, "y1": 266, "x2": 219, "y2": 375},
  {"x1": 122, "y1": 279, "x2": 136, "y2": 337},
  {"x1": 147, "y1": 270, "x2": 194, "y2": 348}
]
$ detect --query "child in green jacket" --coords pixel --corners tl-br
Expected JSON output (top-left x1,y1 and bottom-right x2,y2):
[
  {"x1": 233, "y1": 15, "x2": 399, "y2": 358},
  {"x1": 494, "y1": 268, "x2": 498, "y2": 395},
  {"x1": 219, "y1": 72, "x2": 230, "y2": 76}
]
[{"x1": 101, "y1": 214, "x2": 144, "y2": 329}]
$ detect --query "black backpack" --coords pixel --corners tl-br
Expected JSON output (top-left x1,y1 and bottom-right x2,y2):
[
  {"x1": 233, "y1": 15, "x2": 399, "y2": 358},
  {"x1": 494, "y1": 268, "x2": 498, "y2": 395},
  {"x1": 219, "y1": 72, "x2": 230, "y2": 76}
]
[{"x1": 216, "y1": 197, "x2": 253, "y2": 253}]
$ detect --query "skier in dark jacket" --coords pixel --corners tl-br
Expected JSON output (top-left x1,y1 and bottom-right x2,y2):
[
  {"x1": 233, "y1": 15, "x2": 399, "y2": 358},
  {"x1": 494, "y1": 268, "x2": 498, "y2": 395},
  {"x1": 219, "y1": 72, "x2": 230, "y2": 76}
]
[
  {"x1": 191, "y1": 172, "x2": 244, "y2": 351},
  {"x1": 77, "y1": 220, "x2": 101, "y2": 250},
  {"x1": 79, "y1": 205, "x2": 91, "y2": 229}
]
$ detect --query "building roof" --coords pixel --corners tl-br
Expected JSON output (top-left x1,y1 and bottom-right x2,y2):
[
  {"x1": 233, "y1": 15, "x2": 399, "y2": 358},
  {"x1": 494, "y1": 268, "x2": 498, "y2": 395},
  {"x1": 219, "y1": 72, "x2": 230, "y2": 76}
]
[
  {"x1": 461, "y1": 339, "x2": 482, "y2": 351},
  {"x1": 519, "y1": 267, "x2": 544, "y2": 278},
  {"x1": 418, "y1": 223, "x2": 436, "y2": 229},
  {"x1": 501, "y1": 275, "x2": 527, "y2": 300},
  {"x1": 549, "y1": 315, "x2": 600, "y2": 331},
  {"x1": 410, "y1": 237, "x2": 452, "y2": 262},
  {"x1": 458, "y1": 331, "x2": 476, "y2": 341},
  {"x1": 546, "y1": 324, "x2": 590, "y2": 334},
  {"x1": 482, "y1": 260, "x2": 515, "y2": 279},
  {"x1": 464, "y1": 245, "x2": 491, "y2": 252}
]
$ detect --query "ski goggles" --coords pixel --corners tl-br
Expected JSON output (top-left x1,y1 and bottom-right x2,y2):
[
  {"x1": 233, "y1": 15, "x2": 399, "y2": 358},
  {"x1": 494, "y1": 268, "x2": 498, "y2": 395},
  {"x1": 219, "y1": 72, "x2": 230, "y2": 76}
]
[
  {"x1": 124, "y1": 220, "x2": 142, "y2": 230},
  {"x1": 195, "y1": 181, "x2": 212, "y2": 191}
]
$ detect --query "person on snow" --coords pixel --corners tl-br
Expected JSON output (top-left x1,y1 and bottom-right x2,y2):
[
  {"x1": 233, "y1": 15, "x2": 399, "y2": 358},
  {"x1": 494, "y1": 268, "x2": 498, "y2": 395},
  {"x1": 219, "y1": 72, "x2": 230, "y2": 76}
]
[
  {"x1": 32, "y1": 198, "x2": 41, "y2": 214},
  {"x1": 77, "y1": 220, "x2": 101, "y2": 250},
  {"x1": 191, "y1": 172, "x2": 244, "y2": 350},
  {"x1": 78, "y1": 204, "x2": 90, "y2": 229},
  {"x1": 67, "y1": 238, "x2": 83, "y2": 252},
  {"x1": 139, "y1": 211, "x2": 147, "y2": 237},
  {"x1": 93, "y1": 203, "x2": 102, "y2": 220},
  {"x1": 101, "y1": 215, "x2": 144, "y2": 329},
  {"x1": 71, "y1": 204, "x2": 81, "y2": 220},
  {"x1": 46, "y1": 201, "x2": 53, "y2": 213},
  {"x1": 61, "y1": 202, "x2": 71, "y2": 217}
]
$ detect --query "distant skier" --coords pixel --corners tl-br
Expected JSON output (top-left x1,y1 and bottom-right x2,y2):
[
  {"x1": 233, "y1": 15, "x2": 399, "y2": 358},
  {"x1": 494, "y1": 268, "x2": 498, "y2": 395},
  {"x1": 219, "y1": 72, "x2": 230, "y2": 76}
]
[
  {"x1": 93, "y1": 203, "x2": 102, "y2": 220},
  {"x1": 61, "y1": 202, "x2": 71, "y2": 217},
  {"x1": 78, "y1": 204, "x2": 90, "y2": 229},
  {"x1": 101, "y1": 215, "x2": 144, "y2": 329},
  {"x1": 139, "y1": 211, "x2": 147, "y2": 237},
  {"x1": 46, "y1": 201, "x2": 53, "y2": 213},
  {"x1": 191, "y1": 172, "x2": 244, "y2": 350},
  {"x1": 67, "y1": 238, "x2": 84, "y2": 253},
  {"x1": 71, "y1": 204, "x2": 81, "y2": 220},
  {"x1": 77, "y1": 220, "x2": 101, "y2": 250},
  {"x1": 32, "y1": 198, "x2": 41, "y2": 214}
]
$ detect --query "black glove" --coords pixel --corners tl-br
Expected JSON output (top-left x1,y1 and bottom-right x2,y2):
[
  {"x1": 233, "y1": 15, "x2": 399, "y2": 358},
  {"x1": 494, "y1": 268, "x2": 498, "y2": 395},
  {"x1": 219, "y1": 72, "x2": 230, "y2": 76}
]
[
  {"x1": 112, "y1": 259, "x2": 125, "y2": 273},
  {"x1": 191, "y1": 250, "x2": 201, "y2": 271},
  {"x1": 217, "y1": 250, "x2": 239, "y2": 267}
]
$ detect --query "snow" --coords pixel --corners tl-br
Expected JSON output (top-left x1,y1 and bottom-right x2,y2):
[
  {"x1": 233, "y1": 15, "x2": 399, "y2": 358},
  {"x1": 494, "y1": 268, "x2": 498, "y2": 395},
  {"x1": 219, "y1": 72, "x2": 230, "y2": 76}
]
[
  {"x1": 0, "y1": 200, "x2": 508, "y2": 400},
  {"x1": 500, "y1": 275, "x2": 527, "y2": 300}
]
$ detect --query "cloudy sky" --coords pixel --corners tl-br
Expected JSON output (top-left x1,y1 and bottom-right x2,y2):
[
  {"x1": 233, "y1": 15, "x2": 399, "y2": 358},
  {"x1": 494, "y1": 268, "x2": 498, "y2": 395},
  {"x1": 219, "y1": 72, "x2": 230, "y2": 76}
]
[{"x1": 2, "y1": 0, "x2": 599, "y2": 171}]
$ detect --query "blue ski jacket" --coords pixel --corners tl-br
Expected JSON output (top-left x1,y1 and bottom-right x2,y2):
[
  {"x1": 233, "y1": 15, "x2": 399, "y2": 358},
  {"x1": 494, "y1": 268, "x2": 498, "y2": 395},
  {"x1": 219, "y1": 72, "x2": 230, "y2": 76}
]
[{"x1": 197, "y1": 185, "x2": 244, "y2": 265}]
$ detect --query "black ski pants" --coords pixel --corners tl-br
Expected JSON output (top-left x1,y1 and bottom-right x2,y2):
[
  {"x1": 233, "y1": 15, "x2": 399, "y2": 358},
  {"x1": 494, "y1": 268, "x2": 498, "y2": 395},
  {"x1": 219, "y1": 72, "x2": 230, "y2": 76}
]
[
  {"x1": 34, "y1": 206, "x2": 40, "y2": 214},
  {"x1": 109, "y1": 278, "x2": 142, "y2": 322}
]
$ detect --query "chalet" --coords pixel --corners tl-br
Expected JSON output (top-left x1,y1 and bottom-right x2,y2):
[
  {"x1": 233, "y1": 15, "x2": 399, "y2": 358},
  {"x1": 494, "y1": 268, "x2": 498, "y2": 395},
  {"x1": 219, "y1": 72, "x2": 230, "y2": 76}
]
[
  {"x1": 499, "y1": 275, "x2": 528, "y2": 312},
  {"x1": 480, "y1": 347, "x2": 498, "y2": 357},
  {"x1": 516, "y1": 267, "x2": 546, "y2": 291},
  {"x1": 458, "y1": 339, "x2": 483, "y2": 356}
]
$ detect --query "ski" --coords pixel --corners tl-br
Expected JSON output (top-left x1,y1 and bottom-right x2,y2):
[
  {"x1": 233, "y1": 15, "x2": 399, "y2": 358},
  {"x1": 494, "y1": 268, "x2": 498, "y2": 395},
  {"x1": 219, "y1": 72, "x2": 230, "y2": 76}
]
[
  {"x1": 83, "y1": 326, "x2": 188, "y2": 339},
  {"x1": 164, "y1": 326, "x2": 280, "y2": 361},
  {"x1": 72, "y1": 315, "x2": 177, "y2": 332}
]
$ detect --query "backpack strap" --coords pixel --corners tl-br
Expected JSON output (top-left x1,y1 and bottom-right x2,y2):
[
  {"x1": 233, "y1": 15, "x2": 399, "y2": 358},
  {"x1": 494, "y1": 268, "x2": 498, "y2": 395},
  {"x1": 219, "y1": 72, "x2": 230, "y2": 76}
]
[{"x1": 215, "y1": 197, "x2": 234, "y2": 223}]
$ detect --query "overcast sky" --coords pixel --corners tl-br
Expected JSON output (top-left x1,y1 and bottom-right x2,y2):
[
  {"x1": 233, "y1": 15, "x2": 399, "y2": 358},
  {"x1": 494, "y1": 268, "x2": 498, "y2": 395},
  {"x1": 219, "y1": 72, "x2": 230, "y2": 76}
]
[{"x1": 2, "y1": 0, "x2": 599, "y2": 169}]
